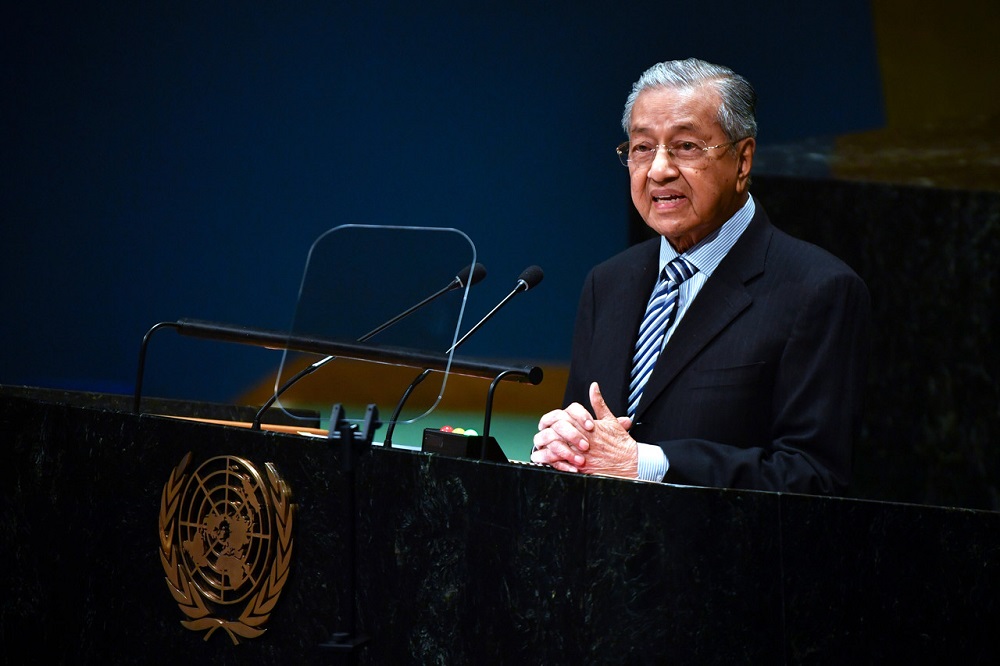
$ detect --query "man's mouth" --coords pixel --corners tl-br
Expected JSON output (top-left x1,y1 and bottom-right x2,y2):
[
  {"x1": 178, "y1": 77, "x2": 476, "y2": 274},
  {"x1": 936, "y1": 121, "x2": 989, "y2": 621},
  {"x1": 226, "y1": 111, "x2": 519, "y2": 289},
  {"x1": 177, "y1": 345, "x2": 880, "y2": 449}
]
[{"x1": 652, "y1": 194, "x2": 684, "y2": 202}]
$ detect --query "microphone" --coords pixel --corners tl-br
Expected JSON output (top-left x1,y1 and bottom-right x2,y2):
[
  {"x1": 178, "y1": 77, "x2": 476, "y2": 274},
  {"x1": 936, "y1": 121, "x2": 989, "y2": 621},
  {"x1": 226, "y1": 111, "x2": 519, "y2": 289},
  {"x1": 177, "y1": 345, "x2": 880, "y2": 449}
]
[
  {"x1": 383, "y1": 265, "x2": 544, "y2": 446},
  {"x1": 447, "y1": 265, "x2": 543, "y2": 352},
  {"x1": 457, "y1": 261, "x2": 488, "y2": 287},
  {"x1": 361, "y1": 262, "x2": 486, "y2": 342},
  {"x1": 251, "y1": 262, "x2": 487, "y2": 430}
]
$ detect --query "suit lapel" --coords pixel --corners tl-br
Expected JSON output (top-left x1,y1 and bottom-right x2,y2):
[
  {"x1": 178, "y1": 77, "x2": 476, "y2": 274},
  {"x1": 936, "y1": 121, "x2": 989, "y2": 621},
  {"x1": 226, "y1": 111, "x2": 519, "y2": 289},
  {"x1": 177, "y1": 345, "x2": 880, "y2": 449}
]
[{"x1": 633, "y1": 208, "x2": 773, "y2": 420}]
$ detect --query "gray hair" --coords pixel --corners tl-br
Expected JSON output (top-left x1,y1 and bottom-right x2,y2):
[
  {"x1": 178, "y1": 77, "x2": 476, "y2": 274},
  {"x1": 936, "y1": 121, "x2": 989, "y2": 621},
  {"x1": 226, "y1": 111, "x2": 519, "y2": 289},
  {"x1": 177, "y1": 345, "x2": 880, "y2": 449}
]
[{"x1": 621, "y1": 58, "x2": 757, "y2": 142}]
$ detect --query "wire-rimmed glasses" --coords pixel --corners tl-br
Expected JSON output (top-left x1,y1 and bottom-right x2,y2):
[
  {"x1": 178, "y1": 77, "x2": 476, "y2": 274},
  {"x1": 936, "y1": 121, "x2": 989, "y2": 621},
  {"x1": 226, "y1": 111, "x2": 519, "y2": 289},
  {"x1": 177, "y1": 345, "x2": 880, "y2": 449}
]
[{"x1": 616, "y1": 138, "x2": 745, "y2": 168}]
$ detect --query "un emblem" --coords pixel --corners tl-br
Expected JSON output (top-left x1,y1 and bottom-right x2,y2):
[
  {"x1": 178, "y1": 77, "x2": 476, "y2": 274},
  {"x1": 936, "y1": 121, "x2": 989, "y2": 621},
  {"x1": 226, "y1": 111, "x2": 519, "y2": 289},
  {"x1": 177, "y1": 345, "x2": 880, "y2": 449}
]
[{"x1": 159, "y1": 452, "x2": 295, "y2": 643}]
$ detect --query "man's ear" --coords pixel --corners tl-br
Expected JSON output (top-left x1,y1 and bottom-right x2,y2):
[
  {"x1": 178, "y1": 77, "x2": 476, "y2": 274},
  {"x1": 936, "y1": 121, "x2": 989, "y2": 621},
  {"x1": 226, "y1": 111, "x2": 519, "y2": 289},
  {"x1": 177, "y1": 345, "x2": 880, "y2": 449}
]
[{"x1": 736, "y1": 137, "x2": 755, "y2": 191}]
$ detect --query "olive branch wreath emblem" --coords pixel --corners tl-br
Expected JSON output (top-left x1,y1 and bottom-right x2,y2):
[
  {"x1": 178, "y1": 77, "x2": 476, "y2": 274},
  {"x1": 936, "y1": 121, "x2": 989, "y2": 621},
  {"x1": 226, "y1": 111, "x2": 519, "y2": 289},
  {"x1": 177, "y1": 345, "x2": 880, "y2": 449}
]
[{"x1": 158, "y1": 452, "x2": 295, "y2": 644}]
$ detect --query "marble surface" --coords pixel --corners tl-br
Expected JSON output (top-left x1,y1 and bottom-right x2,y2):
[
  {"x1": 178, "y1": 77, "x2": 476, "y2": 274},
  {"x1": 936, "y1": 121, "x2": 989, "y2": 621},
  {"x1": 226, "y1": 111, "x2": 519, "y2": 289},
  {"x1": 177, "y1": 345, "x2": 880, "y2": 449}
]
[
  {"x1": 2, "y1": 388, "x2": 998, "y2": 664},
  {"x1": 781, "y1": 494, "x2": 1000, "y2": 663}
]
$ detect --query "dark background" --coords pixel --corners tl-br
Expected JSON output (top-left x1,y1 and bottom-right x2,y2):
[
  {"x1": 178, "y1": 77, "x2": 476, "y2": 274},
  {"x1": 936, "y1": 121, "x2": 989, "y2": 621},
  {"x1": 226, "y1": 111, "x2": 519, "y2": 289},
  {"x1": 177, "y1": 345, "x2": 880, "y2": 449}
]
[{"x1": 2, "y1": 0, "x2": 882, "y2": 399}]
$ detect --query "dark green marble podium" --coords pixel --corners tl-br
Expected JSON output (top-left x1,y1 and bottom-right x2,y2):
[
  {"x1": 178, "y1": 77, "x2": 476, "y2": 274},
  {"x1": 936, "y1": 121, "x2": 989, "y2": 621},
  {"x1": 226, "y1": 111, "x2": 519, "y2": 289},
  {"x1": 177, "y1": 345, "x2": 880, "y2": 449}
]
[{"x1": 2, "y1": 386, "x2": 998, "y2": 664}]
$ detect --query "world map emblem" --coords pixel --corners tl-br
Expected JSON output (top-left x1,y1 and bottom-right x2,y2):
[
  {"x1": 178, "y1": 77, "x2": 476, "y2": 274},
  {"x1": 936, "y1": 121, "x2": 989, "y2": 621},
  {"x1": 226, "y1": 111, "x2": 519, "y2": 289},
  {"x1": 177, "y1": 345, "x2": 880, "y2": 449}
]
[{"x1": 159, "y1": 452, "x2": 295, "y2": 643}]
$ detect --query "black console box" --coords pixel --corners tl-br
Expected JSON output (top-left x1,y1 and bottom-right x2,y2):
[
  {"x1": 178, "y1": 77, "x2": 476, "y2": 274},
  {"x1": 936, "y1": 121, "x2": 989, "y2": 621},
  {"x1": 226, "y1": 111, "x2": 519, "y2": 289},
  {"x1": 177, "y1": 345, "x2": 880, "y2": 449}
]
[{"x1": 421, "y1": 428, "x2": 508, "y2": 463}]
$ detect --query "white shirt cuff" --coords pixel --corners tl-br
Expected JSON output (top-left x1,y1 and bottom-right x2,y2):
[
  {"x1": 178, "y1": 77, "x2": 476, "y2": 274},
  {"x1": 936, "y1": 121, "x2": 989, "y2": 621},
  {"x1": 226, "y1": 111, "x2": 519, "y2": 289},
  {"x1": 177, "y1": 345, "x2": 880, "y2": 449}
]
[{"x1": 636, "y1": 442, "x2": 668, "y2": 482}]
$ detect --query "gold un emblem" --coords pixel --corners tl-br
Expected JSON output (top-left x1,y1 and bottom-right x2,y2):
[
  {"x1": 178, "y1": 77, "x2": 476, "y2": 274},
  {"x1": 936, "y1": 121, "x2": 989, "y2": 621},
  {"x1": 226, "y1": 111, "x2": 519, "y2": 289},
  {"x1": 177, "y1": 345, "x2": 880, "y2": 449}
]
[{"x1": 159, "y1": 452, "x2": 294, "y2": 643}]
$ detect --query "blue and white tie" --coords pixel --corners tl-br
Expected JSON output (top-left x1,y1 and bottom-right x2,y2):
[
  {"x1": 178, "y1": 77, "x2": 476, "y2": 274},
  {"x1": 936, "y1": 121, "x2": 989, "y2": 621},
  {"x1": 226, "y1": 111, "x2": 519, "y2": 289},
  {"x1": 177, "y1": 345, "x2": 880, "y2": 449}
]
[{"x1": 627, "y1": 256, "x2": 697, "y2": 418}]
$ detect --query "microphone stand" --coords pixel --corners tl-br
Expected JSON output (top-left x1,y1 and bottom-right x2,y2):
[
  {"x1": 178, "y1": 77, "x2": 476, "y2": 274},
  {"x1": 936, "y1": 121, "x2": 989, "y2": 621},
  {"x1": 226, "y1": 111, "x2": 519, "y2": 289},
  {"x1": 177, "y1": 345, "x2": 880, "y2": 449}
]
[
  {"x1": 132, "y1": 319, "x2": 541, "y2": 415},
  {"x1": 482, "y1": 370, "x2": 519, "y2": 440},
  {"x1": 316, "y1": 265, "x2": 479, "y2": 659},
  {"x1": 382, "y1": 270, "x2": 541, "y2": 448},
  {"x1": 381, "y1": 369, "x2": 431, "y2": 447},
  {"x1": 319, "y1": 403, "x2": 379, "y2": 659}
]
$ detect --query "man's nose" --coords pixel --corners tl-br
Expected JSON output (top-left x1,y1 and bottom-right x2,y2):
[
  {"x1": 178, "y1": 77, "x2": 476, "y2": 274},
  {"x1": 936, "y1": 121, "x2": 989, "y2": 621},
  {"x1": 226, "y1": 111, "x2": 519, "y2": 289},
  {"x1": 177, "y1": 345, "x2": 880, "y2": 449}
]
[{"x1": 648, "y1": 145, "x2": 679, "y2": 178}]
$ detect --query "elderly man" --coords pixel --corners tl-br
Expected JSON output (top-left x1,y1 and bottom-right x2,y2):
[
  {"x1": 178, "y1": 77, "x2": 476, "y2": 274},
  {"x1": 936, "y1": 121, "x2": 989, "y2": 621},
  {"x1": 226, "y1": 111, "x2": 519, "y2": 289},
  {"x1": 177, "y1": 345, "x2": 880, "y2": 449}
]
[{"x1": 530, "y1": 58, "x2": 870, "y2": 494}]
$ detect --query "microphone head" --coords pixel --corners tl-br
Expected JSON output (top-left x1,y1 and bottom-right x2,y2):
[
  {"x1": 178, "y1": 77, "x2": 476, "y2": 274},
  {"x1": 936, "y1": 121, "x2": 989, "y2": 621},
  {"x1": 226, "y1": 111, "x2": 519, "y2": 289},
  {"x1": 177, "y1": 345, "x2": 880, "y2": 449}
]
[
  {"x1": 516, "y1": 265, "x2": 544, "y2": 290},
  {"x1": 454, "y1": 262, "x2": 488, "y2": 289}
]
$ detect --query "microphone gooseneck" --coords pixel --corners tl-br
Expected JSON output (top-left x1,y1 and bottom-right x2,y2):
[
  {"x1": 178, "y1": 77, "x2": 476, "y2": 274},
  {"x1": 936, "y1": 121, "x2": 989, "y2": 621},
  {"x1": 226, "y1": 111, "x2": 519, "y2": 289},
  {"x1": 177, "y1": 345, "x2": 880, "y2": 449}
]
[
  {"x1": 447, "y1": 265, "x2": 543, "y2": 353},
  {"x1": 383, "y1": 265, "x2": 544, "y2": 446},
  {"x1": 251, "y1": 262, "x2": 487, "y2": 430},
  {"x1": 359, "y1": 262, "x2": 486, "y2": 342}
]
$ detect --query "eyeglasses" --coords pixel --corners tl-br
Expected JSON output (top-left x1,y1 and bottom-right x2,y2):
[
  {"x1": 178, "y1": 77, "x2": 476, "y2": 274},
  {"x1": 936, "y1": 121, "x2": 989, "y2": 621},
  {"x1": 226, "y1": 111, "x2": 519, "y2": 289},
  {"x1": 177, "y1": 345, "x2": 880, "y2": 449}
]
[{"x1": 616, "y1": 138, "x2": 745, "y2": 169}]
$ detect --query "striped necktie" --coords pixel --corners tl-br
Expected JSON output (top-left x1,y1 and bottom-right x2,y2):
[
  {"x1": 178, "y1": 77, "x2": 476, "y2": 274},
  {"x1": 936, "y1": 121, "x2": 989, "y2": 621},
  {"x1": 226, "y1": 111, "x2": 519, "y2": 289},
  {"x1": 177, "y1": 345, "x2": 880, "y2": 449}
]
[{"x1": 627, "y1": 256, "x2": 697, "y2": 418}]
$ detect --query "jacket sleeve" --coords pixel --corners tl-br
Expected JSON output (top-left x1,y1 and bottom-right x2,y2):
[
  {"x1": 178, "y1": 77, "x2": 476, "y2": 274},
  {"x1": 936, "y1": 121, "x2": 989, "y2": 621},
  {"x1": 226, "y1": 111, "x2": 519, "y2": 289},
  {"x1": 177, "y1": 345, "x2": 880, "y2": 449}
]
[{"x1": 661, "y1": 271, "x2": 871, "y2": 494}]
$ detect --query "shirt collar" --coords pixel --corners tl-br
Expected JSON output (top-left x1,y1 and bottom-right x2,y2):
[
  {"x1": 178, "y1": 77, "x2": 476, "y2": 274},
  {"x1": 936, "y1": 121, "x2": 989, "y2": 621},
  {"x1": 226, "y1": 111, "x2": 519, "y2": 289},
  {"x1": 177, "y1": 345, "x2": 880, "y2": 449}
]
[{"x1": 659, "y1": 194, "x2": 756, "y2": 277}]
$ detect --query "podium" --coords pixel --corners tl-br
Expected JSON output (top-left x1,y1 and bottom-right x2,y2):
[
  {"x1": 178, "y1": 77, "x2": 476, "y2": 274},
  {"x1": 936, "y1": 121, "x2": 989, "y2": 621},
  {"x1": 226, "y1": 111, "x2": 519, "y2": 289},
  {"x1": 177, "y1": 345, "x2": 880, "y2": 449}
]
[{"x1": 2, "y1": 385, "x2": 998, "y2": 663}]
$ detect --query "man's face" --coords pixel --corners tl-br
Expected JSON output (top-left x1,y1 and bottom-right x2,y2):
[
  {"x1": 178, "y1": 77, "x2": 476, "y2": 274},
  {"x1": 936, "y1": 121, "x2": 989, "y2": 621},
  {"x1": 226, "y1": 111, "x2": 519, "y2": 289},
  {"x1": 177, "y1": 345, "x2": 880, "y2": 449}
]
[{"x1": 627, "y1": 85, "x2": 755, "y2": 252}]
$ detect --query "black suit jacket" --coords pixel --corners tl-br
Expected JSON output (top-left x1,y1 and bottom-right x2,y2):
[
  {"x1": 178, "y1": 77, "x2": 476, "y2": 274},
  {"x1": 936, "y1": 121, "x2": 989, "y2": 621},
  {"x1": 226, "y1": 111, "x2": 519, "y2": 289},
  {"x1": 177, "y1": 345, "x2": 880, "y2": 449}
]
[{"x1": 563, "y1": 203, "x2": 870, "y2": 494}]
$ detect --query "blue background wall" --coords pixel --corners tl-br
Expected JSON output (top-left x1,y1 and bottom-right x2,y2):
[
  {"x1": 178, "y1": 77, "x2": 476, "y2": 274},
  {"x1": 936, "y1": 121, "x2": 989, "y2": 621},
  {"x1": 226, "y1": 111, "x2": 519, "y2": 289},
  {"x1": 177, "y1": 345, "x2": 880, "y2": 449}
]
[{"x1": 2, "y1": 1, "x2": 882, "y2": 403}]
